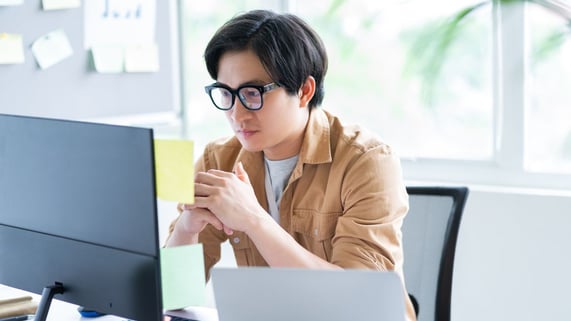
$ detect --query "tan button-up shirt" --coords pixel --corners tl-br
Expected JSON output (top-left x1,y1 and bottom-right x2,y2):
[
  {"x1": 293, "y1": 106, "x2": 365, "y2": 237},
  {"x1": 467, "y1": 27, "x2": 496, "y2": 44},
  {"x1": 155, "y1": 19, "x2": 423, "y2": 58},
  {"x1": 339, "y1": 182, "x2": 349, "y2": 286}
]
[{"x1": 168, "y1": 108, "x2": 415, "y2": 320}]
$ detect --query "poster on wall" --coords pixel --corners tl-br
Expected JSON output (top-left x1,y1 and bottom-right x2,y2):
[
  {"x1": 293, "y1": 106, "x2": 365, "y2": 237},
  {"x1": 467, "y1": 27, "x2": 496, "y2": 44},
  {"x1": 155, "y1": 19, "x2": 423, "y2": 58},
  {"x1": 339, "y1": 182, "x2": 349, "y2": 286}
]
[{"x1": 84, "y1": 0, "x2": 156, "y2": 49}]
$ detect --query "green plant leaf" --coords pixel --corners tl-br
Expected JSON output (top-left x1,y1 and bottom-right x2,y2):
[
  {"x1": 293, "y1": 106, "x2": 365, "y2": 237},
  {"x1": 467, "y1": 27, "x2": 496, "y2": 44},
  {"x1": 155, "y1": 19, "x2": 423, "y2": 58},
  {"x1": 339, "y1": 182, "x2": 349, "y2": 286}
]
[{"x1": 406, "y1": 0, "x2": 571, "y2": 105}]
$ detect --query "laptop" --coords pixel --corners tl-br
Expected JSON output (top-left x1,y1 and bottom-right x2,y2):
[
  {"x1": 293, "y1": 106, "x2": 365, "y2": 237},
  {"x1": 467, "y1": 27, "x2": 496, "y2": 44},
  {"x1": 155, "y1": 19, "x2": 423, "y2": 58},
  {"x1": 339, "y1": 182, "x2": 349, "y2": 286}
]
[{"x1": 210, "y1": 267, "x2": 406, "y2": 321}]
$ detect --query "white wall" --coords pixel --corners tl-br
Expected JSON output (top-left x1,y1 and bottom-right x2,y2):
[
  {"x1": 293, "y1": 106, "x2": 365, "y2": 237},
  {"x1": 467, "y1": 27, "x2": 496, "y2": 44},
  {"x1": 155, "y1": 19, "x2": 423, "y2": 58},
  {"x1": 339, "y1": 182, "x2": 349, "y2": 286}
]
[{"x1": 451, "y1": 186, "x2": 571, "y2": 321}]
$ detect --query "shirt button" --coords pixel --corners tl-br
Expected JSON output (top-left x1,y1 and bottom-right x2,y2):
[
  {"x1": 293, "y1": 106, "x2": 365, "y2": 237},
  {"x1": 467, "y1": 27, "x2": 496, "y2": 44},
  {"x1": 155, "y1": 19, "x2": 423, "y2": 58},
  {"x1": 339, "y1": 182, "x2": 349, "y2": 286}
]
[{"x1": 233, "y1": 237, "x2": 240, "y2": 244}]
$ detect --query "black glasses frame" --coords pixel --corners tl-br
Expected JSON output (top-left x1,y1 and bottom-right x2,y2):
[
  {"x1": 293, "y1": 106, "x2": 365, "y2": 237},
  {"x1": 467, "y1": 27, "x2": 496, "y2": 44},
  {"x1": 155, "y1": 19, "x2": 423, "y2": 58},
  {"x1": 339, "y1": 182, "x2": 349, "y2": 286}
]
[{"x1": 204, "y1": 82, "x2": 280, "y2": 111}]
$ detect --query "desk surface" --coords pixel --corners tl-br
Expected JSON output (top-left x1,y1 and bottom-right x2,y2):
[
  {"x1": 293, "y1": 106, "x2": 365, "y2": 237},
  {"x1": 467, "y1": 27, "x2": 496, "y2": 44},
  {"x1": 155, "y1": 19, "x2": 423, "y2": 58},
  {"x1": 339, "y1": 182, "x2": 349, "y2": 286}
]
[
  {"x1": 0, "y1": 285, "x2": 218, "y2": 321},
  {"x1": 0, "y1": 284, "x2": 121, "y2": 321}
]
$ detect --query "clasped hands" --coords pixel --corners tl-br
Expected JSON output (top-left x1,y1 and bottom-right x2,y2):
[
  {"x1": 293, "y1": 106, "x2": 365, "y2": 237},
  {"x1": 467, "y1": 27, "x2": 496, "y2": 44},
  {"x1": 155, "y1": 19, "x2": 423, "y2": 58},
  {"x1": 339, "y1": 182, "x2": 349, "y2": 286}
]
[{"x1": 178, "y1": 162, "x2": 263, "y2": 237}]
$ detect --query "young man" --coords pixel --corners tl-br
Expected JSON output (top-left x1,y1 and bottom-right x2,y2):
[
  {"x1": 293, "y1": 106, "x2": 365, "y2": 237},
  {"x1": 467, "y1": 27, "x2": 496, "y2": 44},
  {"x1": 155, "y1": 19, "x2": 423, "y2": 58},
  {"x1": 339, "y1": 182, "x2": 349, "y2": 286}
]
[{"x1": 166, "y1": 9, "x2": 416, "y2": 321}]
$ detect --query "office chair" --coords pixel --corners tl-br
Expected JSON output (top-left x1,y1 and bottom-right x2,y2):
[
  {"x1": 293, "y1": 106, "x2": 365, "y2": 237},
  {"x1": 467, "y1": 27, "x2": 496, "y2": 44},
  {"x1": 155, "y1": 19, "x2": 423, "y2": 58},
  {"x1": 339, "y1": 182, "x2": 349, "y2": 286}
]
[{"x1": 402, "y1": 186, "x2": 469, "y2": 321}]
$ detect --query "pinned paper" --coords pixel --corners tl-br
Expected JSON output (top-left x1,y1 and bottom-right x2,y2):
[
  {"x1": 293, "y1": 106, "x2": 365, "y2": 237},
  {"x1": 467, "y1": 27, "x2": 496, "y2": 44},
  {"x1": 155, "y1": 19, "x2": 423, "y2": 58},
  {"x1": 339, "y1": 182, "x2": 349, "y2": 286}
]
[
  {"x1": 0, "y1": 33, "x2": 24, "y2": 64},
  {"x1": 124, "y1": 43, "x2": 159, "y2": 72},
  {"x1": 154, "y1": 139, "x2": 194, "y2": 203},
  {"x1": 84, "y1": 0, "x2": 156, "y2": 49},
  {"x1": 42, "y1": 0, "x2": 80, "y2": 10},
  {"x1": 31, "y1": 29, "x2": 73, "y2": 69},
  {"x1": 0, "y1": 0, "x2": 23, "y2": 6},
  {"x1": 90, "y1": 44, "x2": 159, "y2": 73},
  {"x1": 91, "y1": 45, "x2": 124, "y2": 73},
  {"x1": 160, "y1": 244, "x2": 205, "y2": 310}
]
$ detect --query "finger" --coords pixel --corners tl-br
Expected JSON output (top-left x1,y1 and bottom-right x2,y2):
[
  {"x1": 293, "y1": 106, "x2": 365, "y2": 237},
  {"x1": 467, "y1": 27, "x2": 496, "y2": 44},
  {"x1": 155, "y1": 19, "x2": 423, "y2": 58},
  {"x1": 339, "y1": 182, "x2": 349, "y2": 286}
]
[
  {"x1": 208, "y1": 217, "x2": 224, "y2": 231},
  {"x1": 194, "y1": 182, "x2": 218, "y2": 197},
  {"x1": 223, "y1": 225, "x2": 234, "y2": 235},
  {"x1": 195, "y1": 170, "x2": 233, "y2": 185},
  {"x1": 189, "y1": 209, "x2": 224, "y2": 231},
  {"x1": 233, "y1": 161, "x2": 251, "y2": 184},
  {"x1": 206, "y1": 168, "x2": 235, "y2": 177},
  {"x1": 195, "y1": 171, "x2": 221, "y2": 185},
  {"x1": 192, "y1": 195, "x2": 212, "y2": 210}
]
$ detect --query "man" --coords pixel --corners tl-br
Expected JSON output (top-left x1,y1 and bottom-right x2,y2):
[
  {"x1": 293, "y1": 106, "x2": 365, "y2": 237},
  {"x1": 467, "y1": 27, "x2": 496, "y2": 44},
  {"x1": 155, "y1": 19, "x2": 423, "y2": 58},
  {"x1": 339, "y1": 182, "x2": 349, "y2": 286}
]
[{"x1": 166, "y1": 9, "x2": 416, "y2": 321}]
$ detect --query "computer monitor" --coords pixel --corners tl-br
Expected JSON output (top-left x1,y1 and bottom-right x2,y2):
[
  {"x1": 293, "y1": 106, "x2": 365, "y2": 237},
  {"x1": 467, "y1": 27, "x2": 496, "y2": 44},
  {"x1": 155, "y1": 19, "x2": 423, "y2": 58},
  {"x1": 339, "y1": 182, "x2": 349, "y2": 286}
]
[{"x1": 0, "y1": 114, "x2": 163, "y2": 321}]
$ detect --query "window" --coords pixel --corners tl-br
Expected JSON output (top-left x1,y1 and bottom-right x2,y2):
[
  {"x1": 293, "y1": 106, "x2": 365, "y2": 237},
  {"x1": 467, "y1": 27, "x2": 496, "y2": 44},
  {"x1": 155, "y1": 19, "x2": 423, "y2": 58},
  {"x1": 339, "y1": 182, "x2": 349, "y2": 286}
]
[
  {"x1": 178, "y1": 0, "x2": 571, "y2": 190},
  {"x1": 294, "y1": 0, "x2": 493, "y2": 161},
  {"x1": 526, "y1": 3, "x2": 571, "y2": 174}
]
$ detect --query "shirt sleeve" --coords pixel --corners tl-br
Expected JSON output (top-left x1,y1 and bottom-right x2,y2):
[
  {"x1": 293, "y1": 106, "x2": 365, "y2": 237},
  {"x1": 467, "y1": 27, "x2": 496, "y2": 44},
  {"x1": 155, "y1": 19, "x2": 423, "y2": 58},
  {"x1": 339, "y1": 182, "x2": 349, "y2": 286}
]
[{"x1": 331, "y1": 146, "x2": 409, "y2": 271}]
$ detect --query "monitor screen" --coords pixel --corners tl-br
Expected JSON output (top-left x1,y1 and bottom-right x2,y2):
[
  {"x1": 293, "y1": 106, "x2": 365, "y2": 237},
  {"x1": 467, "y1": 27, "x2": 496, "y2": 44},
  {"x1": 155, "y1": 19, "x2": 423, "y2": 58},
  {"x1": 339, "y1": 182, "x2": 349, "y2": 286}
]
[{"x1": 0, "y1": 114, "x2": 163, "y2": 321}]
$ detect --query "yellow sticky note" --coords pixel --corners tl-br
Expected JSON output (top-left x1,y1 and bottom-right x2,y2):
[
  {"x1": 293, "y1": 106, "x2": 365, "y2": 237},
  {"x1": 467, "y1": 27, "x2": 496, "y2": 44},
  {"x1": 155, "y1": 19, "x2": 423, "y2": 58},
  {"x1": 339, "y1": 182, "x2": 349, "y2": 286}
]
[
  {"x1": 160, "y1": 244, "x2": 205, "y2": 310},
  {"x1": 154, "y1": 139, "x2": 194, "y2": 203},
  {"x1": 0, "y1": 33, "x2": 25, "y2": 64}
]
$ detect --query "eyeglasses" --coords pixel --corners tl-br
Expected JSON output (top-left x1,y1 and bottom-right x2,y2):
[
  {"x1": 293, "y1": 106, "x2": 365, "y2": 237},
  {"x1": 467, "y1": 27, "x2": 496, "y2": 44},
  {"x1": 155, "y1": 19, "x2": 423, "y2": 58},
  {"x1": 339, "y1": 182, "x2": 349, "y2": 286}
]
[{"x1": 204, "y1": 82, "x2": 280, "y2": 111}]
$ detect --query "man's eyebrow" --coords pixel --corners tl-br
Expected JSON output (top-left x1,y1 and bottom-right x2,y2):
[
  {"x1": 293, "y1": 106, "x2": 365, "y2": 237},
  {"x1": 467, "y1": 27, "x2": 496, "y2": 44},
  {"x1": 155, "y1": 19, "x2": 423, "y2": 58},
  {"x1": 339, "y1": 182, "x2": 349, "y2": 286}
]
[{"x1": 215, "y1": 79, "x2": 269, "y2": 88}]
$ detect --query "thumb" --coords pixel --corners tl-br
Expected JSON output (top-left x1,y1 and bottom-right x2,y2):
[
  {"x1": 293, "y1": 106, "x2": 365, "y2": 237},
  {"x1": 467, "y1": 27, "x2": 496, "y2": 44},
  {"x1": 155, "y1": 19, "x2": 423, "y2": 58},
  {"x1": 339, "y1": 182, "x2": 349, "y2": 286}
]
[{"x1": 233, "y1": 161, "x2": 251, "y2": 184}]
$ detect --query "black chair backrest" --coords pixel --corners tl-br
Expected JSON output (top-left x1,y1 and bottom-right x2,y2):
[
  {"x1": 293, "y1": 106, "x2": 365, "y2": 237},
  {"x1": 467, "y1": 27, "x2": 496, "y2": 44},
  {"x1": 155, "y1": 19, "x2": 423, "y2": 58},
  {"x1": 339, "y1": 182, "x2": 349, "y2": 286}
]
[{"x1": 402, "y1": 186, "x2": 469, "y2": 321}]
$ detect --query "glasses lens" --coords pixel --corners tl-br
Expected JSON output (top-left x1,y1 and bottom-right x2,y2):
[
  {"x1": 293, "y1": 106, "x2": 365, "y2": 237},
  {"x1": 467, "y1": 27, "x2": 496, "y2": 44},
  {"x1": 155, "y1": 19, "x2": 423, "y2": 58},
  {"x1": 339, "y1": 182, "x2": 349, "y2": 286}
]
[
  {"x1": 238, "y1": 87, "x2": 262, "y2": 110},
  {"x1": 209, "y1": 87, "x2": 233, "y2": 110}
]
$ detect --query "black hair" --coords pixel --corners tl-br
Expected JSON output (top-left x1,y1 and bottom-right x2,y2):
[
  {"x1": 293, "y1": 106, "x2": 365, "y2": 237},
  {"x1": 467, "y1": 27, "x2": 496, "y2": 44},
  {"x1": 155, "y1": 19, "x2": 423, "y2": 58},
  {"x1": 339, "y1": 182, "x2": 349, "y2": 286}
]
[{"x1": 204, "y1": 10, "x2": 328, "y2": 109}]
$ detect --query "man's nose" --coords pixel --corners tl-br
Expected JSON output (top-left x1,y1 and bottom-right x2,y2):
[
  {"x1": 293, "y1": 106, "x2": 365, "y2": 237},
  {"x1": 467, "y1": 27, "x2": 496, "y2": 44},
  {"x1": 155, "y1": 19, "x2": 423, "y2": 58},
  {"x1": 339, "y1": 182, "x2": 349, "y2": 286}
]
[{"x1": 229, "y1": 98, "x2": 252, "y2": 121}]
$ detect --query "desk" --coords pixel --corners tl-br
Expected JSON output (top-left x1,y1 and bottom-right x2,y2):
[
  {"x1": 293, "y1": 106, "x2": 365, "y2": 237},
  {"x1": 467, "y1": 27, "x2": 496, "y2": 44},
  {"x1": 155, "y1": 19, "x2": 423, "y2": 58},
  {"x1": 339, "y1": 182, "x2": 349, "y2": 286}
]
[
  {"x1": 1, "y1": 284, "x2": 121, "y2": 321},
  {"x1": 0, "y1": 285, "x2": 218, "y2": 321}
]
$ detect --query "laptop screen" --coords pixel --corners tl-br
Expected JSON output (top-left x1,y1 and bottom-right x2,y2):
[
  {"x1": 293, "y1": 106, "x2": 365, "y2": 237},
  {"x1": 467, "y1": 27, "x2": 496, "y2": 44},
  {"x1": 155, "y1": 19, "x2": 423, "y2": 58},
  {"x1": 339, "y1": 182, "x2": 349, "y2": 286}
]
[{"x1": 211, "y1": 267, "x2": 406, "y2": 321}]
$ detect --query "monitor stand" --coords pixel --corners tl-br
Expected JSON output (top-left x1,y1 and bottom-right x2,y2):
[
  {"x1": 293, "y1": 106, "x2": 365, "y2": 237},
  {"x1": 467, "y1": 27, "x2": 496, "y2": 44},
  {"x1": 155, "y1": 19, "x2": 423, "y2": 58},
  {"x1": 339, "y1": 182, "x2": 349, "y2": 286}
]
[{"x1": 34, "y1": 283, "x2": 64, "y2": 321}]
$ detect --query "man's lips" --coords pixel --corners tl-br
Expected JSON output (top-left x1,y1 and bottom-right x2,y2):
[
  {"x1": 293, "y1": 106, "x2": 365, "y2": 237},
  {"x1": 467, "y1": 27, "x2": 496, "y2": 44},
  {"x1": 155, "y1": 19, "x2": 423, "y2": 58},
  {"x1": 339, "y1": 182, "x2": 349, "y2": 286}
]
[{"x1": 237, "y1": 129, "x2": 258, "y2": 137}]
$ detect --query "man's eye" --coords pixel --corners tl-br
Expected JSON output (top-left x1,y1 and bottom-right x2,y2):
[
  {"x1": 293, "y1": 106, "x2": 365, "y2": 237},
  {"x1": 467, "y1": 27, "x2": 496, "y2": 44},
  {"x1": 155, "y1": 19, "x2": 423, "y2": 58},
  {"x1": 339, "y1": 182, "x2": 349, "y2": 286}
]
[{"x1": 244, "y1": 89, "x2": 260, "y2": 97}]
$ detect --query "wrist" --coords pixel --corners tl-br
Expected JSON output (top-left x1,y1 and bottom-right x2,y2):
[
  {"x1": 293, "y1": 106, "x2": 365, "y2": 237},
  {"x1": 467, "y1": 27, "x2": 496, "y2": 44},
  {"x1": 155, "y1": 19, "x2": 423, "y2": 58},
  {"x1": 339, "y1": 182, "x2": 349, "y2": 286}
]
[
  {"x1": 169, "y1": 218, "x2": 199, "y2": 245},
  {"x1": 244, "y1": 208, "x2": 273, "y2": 236}
]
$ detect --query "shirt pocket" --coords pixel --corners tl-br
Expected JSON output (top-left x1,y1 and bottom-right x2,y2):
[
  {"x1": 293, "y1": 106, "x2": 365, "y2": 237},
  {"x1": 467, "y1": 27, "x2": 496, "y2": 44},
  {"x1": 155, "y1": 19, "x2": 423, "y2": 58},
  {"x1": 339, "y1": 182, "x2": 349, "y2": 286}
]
[
  {"x1": 291, "y1": 209, "x2": 340, "y2": 261},
  {"x1": 228, "y1": 231, "x2": 252, "y2": 266}
]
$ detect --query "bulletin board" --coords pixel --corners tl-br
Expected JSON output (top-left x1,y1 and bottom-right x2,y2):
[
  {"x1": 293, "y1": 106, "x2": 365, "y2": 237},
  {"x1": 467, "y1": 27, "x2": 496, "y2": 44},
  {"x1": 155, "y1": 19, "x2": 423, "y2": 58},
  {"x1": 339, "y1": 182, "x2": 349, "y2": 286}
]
[{"x1": 0, "y1": 0, "x2": 180, "y2": 121}]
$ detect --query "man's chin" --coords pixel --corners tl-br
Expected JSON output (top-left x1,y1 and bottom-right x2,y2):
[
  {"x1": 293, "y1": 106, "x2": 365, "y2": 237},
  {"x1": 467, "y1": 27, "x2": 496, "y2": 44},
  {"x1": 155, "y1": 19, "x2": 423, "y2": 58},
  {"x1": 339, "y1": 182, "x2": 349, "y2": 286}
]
[{"x1": 236, "y1": 138, "x2": 263, "y2": 153}]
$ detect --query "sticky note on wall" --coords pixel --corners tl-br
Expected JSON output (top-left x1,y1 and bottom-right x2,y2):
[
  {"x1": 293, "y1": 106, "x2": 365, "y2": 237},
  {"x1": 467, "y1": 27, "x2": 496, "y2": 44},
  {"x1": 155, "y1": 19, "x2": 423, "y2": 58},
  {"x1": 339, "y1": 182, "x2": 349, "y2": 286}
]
[
  {"x1": 154, "y1": 139, "x2": 194, "y2": 203},
  {"x1": 91, "y1": 45, "x2": 124, "y2": 73},
  {"x1": 31, "y1": 29, "x2": 73, "y2": 69},
  {"x1": 0, "y1": 33, "x2": 25, "y2": 64},
  {"x1": 42, "y1": 0, "x2": 80, "y2": 10},
  {"x1": 0, "y1": 0, "x2": 24, "y2": 6},
  {"x1": 160, "y1": 244, "x2": 205, "y2": 310}
]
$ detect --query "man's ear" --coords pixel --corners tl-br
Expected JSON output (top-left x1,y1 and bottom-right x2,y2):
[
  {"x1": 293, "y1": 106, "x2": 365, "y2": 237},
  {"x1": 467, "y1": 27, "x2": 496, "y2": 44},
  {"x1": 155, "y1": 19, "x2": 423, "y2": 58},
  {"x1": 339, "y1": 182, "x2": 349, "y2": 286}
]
[{"x1": 298, "y1": 76, "x2": 316, "y2": 108}]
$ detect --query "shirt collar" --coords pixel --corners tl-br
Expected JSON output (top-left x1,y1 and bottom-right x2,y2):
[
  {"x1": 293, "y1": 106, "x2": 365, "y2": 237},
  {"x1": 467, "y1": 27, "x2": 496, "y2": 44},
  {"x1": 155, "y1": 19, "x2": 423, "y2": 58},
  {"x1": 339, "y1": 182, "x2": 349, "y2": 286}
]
[{"x1": 299, "y1": 108, "x2": 332, "y2": 165}]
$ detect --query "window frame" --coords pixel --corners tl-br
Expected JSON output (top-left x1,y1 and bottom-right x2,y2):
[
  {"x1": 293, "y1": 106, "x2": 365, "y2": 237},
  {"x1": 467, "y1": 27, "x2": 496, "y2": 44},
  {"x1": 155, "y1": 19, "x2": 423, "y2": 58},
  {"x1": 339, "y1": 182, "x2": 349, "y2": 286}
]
[{"x1": 401, "y1": 2, "x2": 570, "y2": 190}]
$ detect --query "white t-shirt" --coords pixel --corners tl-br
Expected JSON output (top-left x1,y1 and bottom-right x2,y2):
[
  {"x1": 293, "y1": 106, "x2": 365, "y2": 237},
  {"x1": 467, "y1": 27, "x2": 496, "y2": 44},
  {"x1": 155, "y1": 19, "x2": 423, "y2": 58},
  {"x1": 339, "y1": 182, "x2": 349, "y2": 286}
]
[{"x1": 264, "y1": 155, "x2": 298, "y2": 223}]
